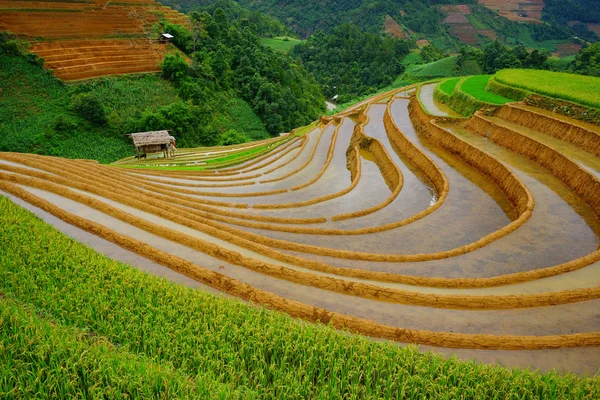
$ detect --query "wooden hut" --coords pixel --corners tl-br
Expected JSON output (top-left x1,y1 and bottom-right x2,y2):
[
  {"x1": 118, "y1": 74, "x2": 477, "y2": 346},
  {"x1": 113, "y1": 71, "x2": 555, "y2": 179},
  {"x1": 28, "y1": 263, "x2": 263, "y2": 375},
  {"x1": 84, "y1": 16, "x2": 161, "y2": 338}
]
[
  {"x1": 129, "y1": 130, "x2": 175, "y2": 159},
  {"x1": 159, "y1": 33, "x2": 174, "y2": 44}
]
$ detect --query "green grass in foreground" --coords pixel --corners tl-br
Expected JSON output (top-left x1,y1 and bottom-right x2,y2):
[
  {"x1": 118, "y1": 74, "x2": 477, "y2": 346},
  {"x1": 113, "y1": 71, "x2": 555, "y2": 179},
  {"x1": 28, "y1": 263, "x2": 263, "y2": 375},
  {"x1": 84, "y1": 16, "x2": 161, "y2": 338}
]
[
  {"x1": 260, "y1": 36, "x2": 304, "y2": 53},
  {"x1": 460, "y1": 75, "x2": 514, "y2": 105},
  {"x1": 495, "y1": 69, "x2": 600, "y2": 109},
  {"x1": 438, "y1": 77, "x2": 460, "y2": 95},
  {"x1": 1, "y1": 195, "x2": 599, "y2": 398},
  {"x1": 0, "y1": 298, "x2": 238, "y2": 398}
]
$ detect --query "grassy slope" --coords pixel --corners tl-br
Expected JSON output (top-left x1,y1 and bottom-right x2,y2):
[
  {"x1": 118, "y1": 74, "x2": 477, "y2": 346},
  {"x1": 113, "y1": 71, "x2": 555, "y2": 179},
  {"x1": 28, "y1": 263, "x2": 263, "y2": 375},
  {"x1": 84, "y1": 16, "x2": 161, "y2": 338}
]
[
  {"x1": 400, "y1": 49, "x2": 422, "y2": 66},
  {"x1": 260, "y1": 36, "x2": 304, "y2": 53},
  {"x1": 0, "y1": 54, "x2": 270, "y2": 163},
  {"x1": 460, "y1": 75, "x2": 513, "y2": 104},
  {"x1": 0, "y1": 55, "x2": 178, "y2": 163},
  {"x1": 438, "y1": 77, "x2": 460, "y2": 95},
  {"x1": 495, "y1": 69, "x2": 600, "y2": 109},
  {"x1": 1, "y1": 196, "x2": 599, "y2": 398},
  {"x1": 400, "y1": 56, "x2": 458, "y2": 82},
  {"x1": 217, "y1": 98, "x2": 270, "y2": 141},
  {"x1": 545, "y1": 55, "x2": 576, "y2": 72}
]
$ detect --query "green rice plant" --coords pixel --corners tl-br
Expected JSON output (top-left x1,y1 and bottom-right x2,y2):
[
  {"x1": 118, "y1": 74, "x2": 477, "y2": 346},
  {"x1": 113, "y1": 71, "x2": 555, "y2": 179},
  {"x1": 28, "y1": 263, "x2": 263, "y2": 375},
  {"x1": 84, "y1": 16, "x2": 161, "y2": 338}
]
[
  {"x1": 0, "y1": 298, "x2": 246, "y2": 398},
  {"x1": 459, "y1": 75, "x2": 513, "y2": 105},
  {"x1": 495, "y1": 69, "x2": 600, "y2": 109},
  {"x1": 0, "y1": 195, "x2": 598, "y2": 399},
  {"x1": 438, "y1": 77, "x2": 460, "y2": 95}
]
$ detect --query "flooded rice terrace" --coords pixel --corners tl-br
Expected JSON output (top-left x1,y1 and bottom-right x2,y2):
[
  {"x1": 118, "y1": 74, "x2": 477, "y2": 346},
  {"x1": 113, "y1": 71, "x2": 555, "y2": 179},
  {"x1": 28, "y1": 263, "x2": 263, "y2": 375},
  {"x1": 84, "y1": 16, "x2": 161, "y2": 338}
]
[{"x1": 1, "y1": 85, "x2": 599, "y2": 376}]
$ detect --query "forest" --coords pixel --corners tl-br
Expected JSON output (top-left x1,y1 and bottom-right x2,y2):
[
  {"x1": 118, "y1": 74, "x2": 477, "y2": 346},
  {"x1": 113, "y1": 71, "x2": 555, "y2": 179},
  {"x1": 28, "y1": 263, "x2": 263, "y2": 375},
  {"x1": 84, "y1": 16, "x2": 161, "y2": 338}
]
[
  {"x1": 160, "y1": 9, "x2": 324, "y2": 136},
  {"x1": 292, "y1": 24, "x2": 411, "y2": 102}
]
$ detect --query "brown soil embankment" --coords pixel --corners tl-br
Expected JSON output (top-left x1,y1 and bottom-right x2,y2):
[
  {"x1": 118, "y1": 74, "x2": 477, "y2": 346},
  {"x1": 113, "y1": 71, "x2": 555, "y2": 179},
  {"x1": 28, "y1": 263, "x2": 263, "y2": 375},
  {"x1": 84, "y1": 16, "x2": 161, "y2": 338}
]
[
  {"x1": 465, "y1": 113, "x2": 600, "y2": 219},
  {"x1": 495, "y1": 104, "x2": 600, "y2": 156}
]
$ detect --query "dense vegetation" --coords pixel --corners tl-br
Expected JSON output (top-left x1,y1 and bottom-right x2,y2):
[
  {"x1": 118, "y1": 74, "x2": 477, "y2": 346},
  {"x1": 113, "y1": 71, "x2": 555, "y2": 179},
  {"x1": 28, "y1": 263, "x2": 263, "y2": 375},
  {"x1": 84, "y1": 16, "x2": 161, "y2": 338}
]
[
  {"x1": 570, "y1": 43, "x2": 600, "y2": 77},
  {"x1": 162, "y1": 9, "x2": 325, "y2": 135},
  {"x1": 292, "y1": 24, "x2": 411, "y2": 102},
  {"x1": 226, "y1": 0, "x2": 596, "y2": 52},
  {"x1": 158, "y1": 0, "x2": 291, "y2": 38},
  {"x1": 455, "y1": 41, "x2": 549, "y2": 75},
  {"x1": 543, "y1": 0, "x2": 600, "y2": 26},
  {"x1": 1, "y1": 195, "x2": 599, "y2": 398}
]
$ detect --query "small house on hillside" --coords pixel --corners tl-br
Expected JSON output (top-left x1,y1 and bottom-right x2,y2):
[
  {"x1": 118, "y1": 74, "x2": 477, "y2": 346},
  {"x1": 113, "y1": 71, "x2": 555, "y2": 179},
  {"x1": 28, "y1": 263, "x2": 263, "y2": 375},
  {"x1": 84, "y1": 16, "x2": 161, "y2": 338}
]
[
  {"x1": 129, "y1": 130, "x2": 175, "y2": 159},
  {"x1": 160, "y1": 33, "x2": 174, "y2": 44}
]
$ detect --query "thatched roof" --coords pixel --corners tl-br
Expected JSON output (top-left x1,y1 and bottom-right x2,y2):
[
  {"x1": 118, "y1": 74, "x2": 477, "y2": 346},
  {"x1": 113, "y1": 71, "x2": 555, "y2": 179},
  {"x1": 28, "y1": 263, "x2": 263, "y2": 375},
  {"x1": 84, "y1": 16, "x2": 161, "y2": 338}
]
[{"x1": 129, "y1": 131, "x2": 175, "y2": 147}]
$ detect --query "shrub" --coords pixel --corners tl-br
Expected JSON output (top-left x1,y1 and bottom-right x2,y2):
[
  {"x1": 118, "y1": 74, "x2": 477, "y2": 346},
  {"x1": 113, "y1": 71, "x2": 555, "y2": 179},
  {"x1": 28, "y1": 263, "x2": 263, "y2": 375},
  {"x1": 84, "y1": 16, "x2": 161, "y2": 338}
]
[
  {"x1": 219, "y1": 129, "x2": 247, "y2": 146},
  {"x1": 52, "y1": 115, "x2": 78, "y2": 133},
  {"x1": 161, "y1": 53, "x2": 189, "y2": 83},
  {"x1": 71, "y1": 93, "x2": 108, "y2": 125}
]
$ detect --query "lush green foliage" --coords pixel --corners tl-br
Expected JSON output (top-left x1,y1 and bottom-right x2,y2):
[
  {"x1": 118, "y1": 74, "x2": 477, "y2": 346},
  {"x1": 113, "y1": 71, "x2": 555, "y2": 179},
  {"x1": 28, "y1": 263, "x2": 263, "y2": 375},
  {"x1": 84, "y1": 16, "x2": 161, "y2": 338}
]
[
  {"x1": 401, "y1": 50, "x2": 422, "y2": 66},
  {"x1": 1, "y1": 195, "x2": 599, "y2": 398},
  {"x1": 0, "y1": 50, "x2": 270, "y2": 161},
  {"x1": 545, "y1": 55, "x2": 576, "y2": 72},
  {"x1": 164, "y1": 9, "x2": 324, "y2": 135},
  {"x1": 456, "y1": 42, "x2": 549, "y2": 76},
  {"x1": 570, "y1": 43, "x2": 600, "y2": 77},
  {"x1": 292, "y1": 23, "x2": 411, "y2": 102},
  {"x1": 159, "y1": 0, "x2": 291, "y2": 38},
  {"x1": 543, "y1": 0, "x2": 600, "y2": 26},
  {"x1": 260, "y1": 36, "x2": 304, "y2": 53},
  {"x1": 459, "y1": 75, "x2": 513, "y2": 104},
  {"x1": 0, "y1": 299, "x2": 239, "y2": 398},
  {"x1": 70, "y1": 93, "x2": 108, "y2": 126},
  {"x1": 0, "y1": 54, "x2": 133, "y2": 163},
  {"x1": 420, "y1": 45, "x2": 447, "y2": 63},
  {"x1": 495, "y1": 69, "x2": 600, "y2": 109}
]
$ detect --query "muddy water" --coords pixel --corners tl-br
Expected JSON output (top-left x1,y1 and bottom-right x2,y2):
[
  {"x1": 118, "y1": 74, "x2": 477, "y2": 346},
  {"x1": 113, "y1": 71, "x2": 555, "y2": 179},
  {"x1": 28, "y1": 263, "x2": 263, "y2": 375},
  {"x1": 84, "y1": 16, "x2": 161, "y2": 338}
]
[
  {"x1": 18, "y1": 166, "x2": 592, "y2": 297},
  {"x1": 277, "y1": 123, "x2": 600, "y2": 278},
  {"x1": 6, "y1": 186, "x2": 600, "y2": 375},
  {"x1": 419, "y1": 84, "x2": 462, "y2": 117},
  {"x1": 10, "y1": 184, "x2": 599, "y2": 339},
  {"x1": 235, "y1": 100, "x2": 516, "y2": 253},
  {"x1": 485, "y1": 115, "x2": 600, "y2": 178},
  {"x1": 171, "y1": 125, "x2": 334, "y2": 201},
  {"x1": 0, "y1": 159, "x2": 57, "y2": 175}
]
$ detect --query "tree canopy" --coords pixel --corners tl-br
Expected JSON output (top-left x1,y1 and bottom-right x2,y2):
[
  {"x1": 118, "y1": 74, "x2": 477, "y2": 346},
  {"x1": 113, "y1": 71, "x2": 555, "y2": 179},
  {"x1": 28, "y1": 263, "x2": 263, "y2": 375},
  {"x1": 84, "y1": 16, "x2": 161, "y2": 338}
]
[{"x1": 292, "y1": 24, "x2": 411, "y2": 102}]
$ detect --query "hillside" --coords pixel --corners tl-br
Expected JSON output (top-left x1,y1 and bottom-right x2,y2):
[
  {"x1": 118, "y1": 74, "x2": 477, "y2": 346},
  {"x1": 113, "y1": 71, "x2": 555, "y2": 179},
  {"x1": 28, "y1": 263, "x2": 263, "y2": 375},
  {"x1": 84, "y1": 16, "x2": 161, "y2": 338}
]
[
  {"x1": 232, "y1": 0, "x2": 597, "y2": 52},
  {"x1": 0, "y1": 0, "x2": 189, "y2": 80}
]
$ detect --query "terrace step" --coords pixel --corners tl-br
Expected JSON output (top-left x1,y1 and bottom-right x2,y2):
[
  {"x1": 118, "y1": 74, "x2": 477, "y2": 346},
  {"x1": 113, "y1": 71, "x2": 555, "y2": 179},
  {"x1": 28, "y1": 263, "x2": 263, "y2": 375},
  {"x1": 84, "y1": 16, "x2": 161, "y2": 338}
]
[
  {"x1": 496, "y1": 103, "x2": 600, "y2": 156},
  {"x1": 474, "y1": 114, "x2": 600, "y2": 178}
]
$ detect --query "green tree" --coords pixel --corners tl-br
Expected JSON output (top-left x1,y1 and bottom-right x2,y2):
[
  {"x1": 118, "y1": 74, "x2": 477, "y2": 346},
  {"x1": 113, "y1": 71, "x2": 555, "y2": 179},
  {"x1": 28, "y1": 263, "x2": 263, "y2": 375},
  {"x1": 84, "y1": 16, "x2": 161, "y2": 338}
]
[
  {"x1": 570, "y1": 42, "x2": 600, "y2": 77},
  {"x1": 161, "y1": 53, "x2": 189, "y2": 83}
]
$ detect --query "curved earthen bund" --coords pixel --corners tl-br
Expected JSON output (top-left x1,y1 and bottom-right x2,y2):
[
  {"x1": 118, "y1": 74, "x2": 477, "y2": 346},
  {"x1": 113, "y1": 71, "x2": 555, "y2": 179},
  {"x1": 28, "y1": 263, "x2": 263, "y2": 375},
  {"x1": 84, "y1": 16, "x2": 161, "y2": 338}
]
[
  {"x1": 0, "y1": 0, "x2": 188, "y2": 80},
  {"x1": 2, "y1": 85, "x2": 600, "y2": 375}
]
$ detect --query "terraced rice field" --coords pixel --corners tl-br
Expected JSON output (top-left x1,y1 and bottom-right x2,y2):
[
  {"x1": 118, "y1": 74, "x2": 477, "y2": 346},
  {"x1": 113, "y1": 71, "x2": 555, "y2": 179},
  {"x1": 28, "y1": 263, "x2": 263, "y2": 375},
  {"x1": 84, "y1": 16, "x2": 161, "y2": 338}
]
[
  {"x1": 0, "y1": 0, "x2": 188, "y2": 80},
  {"x1": 2, "y1": 84, "x2": 600, "y2": 375},
  {"x1": 478, "y1": 0, "x2": 544, "y2": 23}
]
